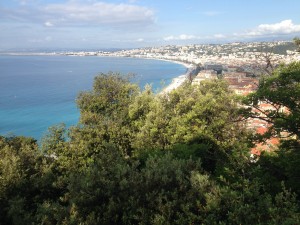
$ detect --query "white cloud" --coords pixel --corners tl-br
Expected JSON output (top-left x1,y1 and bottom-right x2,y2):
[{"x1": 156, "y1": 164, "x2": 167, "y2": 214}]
[
  {"x1": 245, "y1": 20, "x2": 300, "y2": 36},
  {"x1": 44, "y1": 2, "x2": 154, "y2": 25},
  {"x1": 164, "y1": 34, "x2": 196, "y2": 41},
  {"x1": 44, "y1": 21, "x2": 54, "y2": 27},
  {"x1": 45, "y1": 1, "x2": 154, "y2": 27},
  {"x1": 0, "y1": 1, "x2": 155, "y2": 28},
  {"x1": 137, "y1": 38, "x2": 144, "y2": 42}
]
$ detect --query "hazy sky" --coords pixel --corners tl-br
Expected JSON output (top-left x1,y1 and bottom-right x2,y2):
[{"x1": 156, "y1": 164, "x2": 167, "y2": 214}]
[{"x1": 1, "y1": 0, "x2": 300, "y2": 50}]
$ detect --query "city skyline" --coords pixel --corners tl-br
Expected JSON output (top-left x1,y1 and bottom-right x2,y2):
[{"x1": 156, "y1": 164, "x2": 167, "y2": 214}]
[{"x1": 1, "y1": 0, "x2": 300, "y2": 50}]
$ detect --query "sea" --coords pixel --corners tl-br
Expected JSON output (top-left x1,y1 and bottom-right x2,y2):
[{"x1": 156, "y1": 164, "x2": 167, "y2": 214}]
[{"x1": 0, "y1": 55, "x2": 186, "y2": 140}]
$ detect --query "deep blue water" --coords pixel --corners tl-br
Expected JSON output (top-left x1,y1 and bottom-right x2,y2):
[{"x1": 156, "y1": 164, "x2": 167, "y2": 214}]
[{"x1": 0, "y1": 55, "x2": 186, "y2": 140}]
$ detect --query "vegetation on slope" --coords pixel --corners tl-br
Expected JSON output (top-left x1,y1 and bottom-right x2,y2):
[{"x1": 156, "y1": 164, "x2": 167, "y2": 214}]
[{"x1": 0, "y1": 63, "x2": 300, "y2": 224}]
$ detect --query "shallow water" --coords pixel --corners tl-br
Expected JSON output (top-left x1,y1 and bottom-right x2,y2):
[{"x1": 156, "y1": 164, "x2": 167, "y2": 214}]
[{"x1": 0, "y1": 55, "x2": 185, "y2": 139}]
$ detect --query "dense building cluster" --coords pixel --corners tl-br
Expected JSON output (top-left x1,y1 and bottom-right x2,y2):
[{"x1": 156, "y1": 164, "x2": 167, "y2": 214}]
[{"x1": 63, "y1": 41, "x2": 299, "y2": 68}]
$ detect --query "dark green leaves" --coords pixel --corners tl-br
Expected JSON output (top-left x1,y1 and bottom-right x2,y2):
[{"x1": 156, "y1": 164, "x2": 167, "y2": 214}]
[{"x1": 243, "y1": 62, "x2": 300, "y2": 139}]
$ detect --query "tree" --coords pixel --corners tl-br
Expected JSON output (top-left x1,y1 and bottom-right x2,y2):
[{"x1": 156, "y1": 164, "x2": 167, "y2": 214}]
[
  {"x1": 1, "y1": 71, "x2": 300, "y2": 224},
  {"x1": 77, "y1": 72, "x2": 138, "y2": 119},
  {"x1": 294, "y1": 37, "x2": 300, "y2": 52},
  {"x1": 242, "y1": 61, "x2": 300, "y2": 139},
  {"x1": 132, "y1": 80, "x2": 251, "y2": 174},
  {"x1": 76, "y1": 72, "x2": 140, "y2": 156},
  {"x1": 0, "y1": 136, "x2": 41, "y2": 224},
  {"x1": 241, "y1": 61, "x2": 300, "y2": 203}
]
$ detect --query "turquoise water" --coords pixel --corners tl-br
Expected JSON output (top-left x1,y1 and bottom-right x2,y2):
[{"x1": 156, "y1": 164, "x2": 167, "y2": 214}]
[{"x1": 0, "y1": 55, "x2": 186, "y2": 140}]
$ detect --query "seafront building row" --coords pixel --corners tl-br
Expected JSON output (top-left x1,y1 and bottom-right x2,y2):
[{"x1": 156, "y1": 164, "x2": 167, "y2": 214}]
[{"x1": 62, "y1": 41, "x2": 300, "y2": 69}]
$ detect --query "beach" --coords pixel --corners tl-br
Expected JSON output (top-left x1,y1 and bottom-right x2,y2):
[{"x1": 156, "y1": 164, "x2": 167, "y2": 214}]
[
  {"x1": 160, "y1": 62, "x2": 195, "y2": 94},
  {"x1": 119, "y1": 55, "x2": 194, "y2": 94}
]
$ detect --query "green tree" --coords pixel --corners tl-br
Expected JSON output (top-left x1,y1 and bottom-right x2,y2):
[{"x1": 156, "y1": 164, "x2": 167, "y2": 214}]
[
  {"x1": 242, "y1": 61, "x2": 300, "y2": 203},
  {"x1": 77, "y1": 72, "x2": 139, "y2": 120},
  {"x1": 134, "y1": 80, "x2": 244, "y2": 147},
  {"x1": 1, "y1": 71, "x2": 300, "y2": 224},
  {"x1": 76, "y1": 72, "x2": 140, "y2": 156},
  {"x1": 0, "y1": 136, "x2": 41, "y2": 224},
  {"x1": 242, "y1": 61, "x2": 300, "y2": 139},
  {"x1": 294, "y1": 37, "x2": 300, "y2": 52},
  {"x1": 132, "y1": 80, "x2": 250, "y2": 174}
]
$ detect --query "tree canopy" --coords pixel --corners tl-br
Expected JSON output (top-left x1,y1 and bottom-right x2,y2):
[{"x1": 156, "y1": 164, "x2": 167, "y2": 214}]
[
  {"x1": 294, "y1": 37, "x2": 300, "y2": 52},
  {"x1": 0, "y1": 68, "x2": 299, "y2": 224},
  {"x1": 243, "y1": 61, "x2": 300, "y2": 139}
]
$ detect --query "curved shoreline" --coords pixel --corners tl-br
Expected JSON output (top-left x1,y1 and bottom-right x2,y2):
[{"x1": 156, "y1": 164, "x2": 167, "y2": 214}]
[
  {"x1": 102, "y1": 55, "x2": 195, "y2": 93},
  {"x1": 4, "y1": 52, "x2": 195, "y2": 94},
  {"x1": 126, "y1": 56, "x2": 195, "y2": 94},
  {"x1": 158, "y1": 60, "x2": 195, "y2": 94}
]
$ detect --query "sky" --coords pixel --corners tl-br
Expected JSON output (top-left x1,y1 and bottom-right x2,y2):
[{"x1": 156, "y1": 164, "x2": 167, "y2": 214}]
[{"x1": 1, "y1": 0, "x2": 300, "y2": 50}]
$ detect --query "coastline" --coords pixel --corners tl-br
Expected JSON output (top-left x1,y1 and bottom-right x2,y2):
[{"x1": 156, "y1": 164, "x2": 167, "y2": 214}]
[
  {"x1": 93, "y1": 55, "x2": 195, "y2": 93},
  {"x1": 129, "y1": 56, "x2": 195, "y2": 94},
  {"x1": 2, "y1": 52, "x2": 195, "y2": 94},
  {"x1": 158, "y1": 61, "x2": 195, "y2": 94},
  {"x1": 90, "y1": 54, "x2": 195, "y2": 93}
]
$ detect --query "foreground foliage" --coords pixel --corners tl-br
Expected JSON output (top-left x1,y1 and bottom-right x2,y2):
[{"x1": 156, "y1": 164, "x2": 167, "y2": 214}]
[
  {"x1": 243, "y1": 61, "x2": 300, "y2": 139},
  {"x1": 242, "y1": 61, "x2": 300, "y2": 203},
  {"x1": 0, "y1": 69, "x2": 299, "y2": 224}
]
